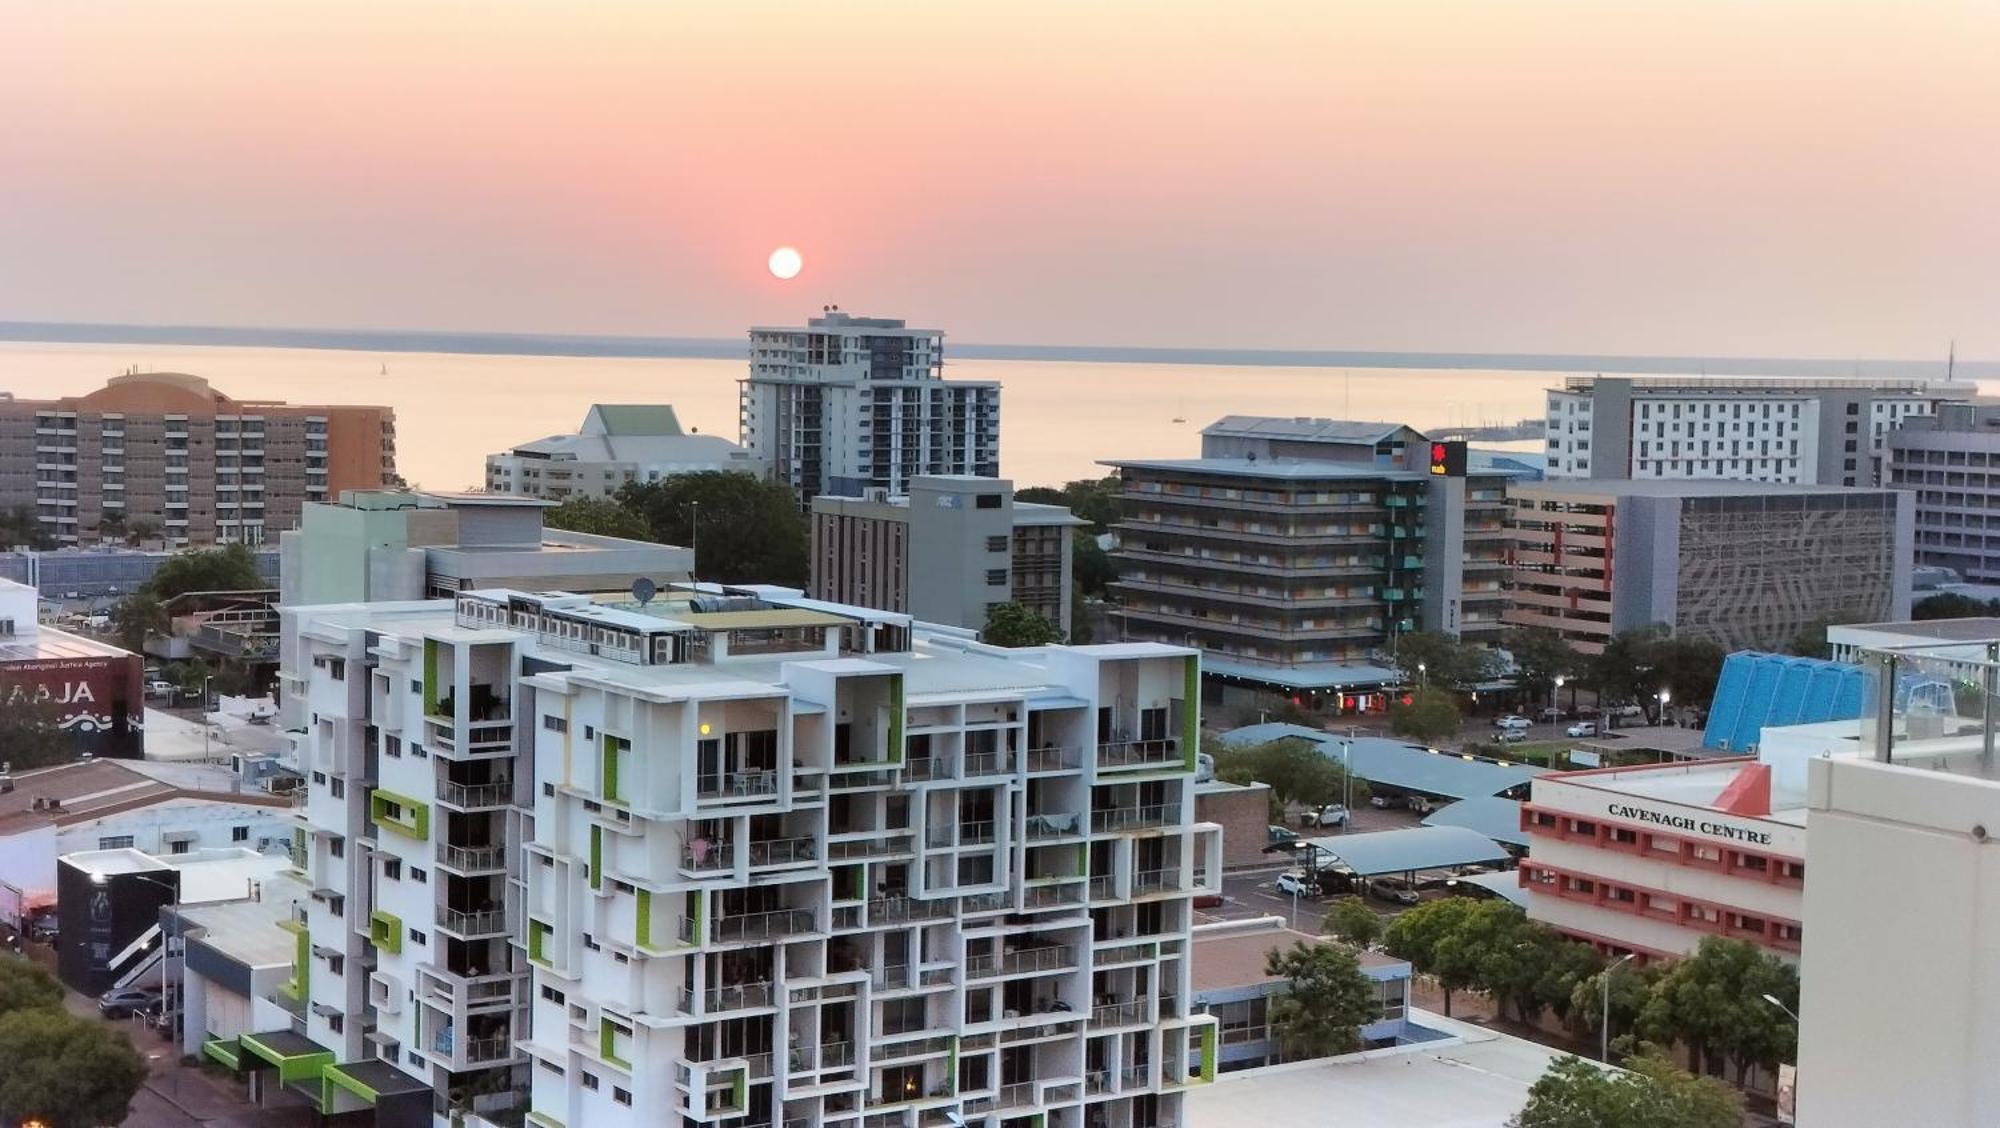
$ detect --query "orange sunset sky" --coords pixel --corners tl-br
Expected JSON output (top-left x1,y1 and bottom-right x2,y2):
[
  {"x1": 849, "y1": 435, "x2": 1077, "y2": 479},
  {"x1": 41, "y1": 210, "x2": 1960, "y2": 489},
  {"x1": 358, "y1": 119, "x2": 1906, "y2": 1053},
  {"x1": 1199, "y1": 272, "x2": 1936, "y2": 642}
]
[{"x1": 2, "y1": 1, "x2": 1996, "y2": 357}]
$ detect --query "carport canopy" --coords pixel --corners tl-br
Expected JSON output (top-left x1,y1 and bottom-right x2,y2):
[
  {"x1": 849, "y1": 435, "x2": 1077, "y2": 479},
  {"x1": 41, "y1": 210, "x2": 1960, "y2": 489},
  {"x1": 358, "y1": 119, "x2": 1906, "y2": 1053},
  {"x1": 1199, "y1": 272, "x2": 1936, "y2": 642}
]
[
  {"x1": 1421, "y1": 796, "x2": 1527, "y2": 849},
  {"x1": 1294, "y1": 825, "x2": 1512, "y2": 876},
  {"x1": 1220, "y1": 725, "x2": 1546, "y2": 799}
]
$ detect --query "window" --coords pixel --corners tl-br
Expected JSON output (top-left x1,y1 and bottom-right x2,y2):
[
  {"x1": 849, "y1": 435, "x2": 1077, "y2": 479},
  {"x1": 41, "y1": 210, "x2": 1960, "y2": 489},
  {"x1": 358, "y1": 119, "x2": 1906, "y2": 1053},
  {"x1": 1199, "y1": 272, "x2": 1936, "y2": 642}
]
[
  {"x1": 330, "y1": 837, "x2": 346, "y2": 859},
  {"x1": 582, "y1": 1073, "x2": 600, "y2": 1091},
  {"x1": 331, "y1": 778, "x2": 345, "y2": 799},
  {"x1": 232, "y1": 826, "x2": 250, "y2": 842},
  {"x1": 410, "y1": 930, "x2": 426, "y2": 947},
  {"x1": 411, "y1": 867, "x2": 427, "y2": 884},
  {"x1": 328, "y1": 955, "x2": 345, "y2": 975},
  {"x1": 976, "y1": 493, "x2": 1002, "y2": 509},
  {"x1": 411, "y1": 744, "x2": 427, "y2": 759},
  {"x1": 541, "y1": 985, "x2": 565, "y2": 1004},
  {"x1": 98, "y1": 835, "x2": 135, "y2": 850},
  {"x1": 985, "y1": 568, "x2": 1008, "y2": 586},
  {"x1": 329, "y1": 1014, "x2": 345, "y2": 1034},
  {"x1": 543, "y1": 715, "x2": 567, "y2": 733},
  {"x1": 539, "y1": 1059, "x2": 565, "y2": 1077},
  {"x1": 385, "y1": 736, "x2": 401, "y2": 758},
  {"x1": 170, "y1": 839, "x2": 192, "y2": 855},
  {"x1": 985, "y1": 535, "x2": 1008, "y2": 553},
  {"x1": 383, "y1": 858, "x2": 402, "y2": 880},
  {"x1": 614, "y1": 1087, "x2": 632, "y2": 1106},
  {"x1": 410, "y1": 679, "x2": 421, "y2": 694}
]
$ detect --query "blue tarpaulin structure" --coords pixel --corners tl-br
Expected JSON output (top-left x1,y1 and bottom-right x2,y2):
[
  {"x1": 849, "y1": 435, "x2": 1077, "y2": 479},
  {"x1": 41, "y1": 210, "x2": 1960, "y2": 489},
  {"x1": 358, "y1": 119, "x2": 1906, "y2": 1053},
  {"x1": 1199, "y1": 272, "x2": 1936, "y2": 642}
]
[{"x1": 1702, "y1": 652, "x2": 1866, "y2": 753}]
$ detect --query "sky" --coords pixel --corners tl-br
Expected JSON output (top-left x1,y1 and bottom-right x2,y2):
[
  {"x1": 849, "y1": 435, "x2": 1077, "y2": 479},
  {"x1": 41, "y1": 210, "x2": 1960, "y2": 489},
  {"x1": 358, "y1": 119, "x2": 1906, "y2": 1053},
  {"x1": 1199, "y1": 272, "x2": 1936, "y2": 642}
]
[{"x1": 2, "y1": 1, "x2": 1996, "y2": 358}]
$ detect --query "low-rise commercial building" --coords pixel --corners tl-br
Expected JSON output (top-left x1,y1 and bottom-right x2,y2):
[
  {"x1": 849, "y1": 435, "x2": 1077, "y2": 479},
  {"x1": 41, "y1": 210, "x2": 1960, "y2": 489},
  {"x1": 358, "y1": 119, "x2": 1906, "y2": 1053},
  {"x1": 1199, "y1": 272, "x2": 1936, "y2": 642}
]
[
  {"x1": 1108, "y1": 417, "x2": 1524, "y2": 706},
  {"x1": 0, "y1": 545, "x2": 280, "y2": 601},
  {"x1": 1190, "y1": 918, "x2": 1412, "y2": 1071},
  {"x1": 1505, "y1": 478, "x2": 1913, "y2": 654},
  {"x1": 484, "y1": 404, "x2": 762, "y2": 500},
  {"x1": 1520, "y1": 758, "x2": 1805, "y2": 960},
  {"x1": 279, "y1": 489, "x2": 690, "y2": 606},
  {"x1": 0, "y1": 576, "x2": 145, "y2": 756},
  {"x1": 810, "y1": 476, "x2": 1084, "y2": 637},
  {"x1": 55, "y1": 847, "x2": 289, "y2": 994}
]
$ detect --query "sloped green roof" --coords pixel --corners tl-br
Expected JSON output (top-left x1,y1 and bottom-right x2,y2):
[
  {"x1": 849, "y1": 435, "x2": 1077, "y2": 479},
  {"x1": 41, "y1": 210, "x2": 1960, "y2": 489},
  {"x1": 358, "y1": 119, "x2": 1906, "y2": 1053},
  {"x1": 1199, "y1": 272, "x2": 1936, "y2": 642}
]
[{"x1": 587, "y1": 404, "x2": 684, "y2": 436}]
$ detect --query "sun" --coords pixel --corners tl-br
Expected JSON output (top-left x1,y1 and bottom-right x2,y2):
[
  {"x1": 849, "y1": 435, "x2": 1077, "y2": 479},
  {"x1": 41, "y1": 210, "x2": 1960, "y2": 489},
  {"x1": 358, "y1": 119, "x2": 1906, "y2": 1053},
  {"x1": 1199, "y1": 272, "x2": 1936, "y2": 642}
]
[{"x1": 768, "y1": 246, "x2": 802, "y2": 280}]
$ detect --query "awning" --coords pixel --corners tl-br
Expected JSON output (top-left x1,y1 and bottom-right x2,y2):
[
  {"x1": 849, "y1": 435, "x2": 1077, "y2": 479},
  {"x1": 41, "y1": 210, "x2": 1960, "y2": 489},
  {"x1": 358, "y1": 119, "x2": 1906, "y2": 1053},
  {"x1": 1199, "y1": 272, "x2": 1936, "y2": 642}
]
[
  {"x1": 239, "y1": 1029, "x2": 335, "y2": 1086},
  {"x1": 1292, "y1": 826, "x2": 1513, "y2": 877},
  {"x1": 321, "y1": 1058, "x2": 432, "y2": 1117},
  {"x1": 201, "y1": 1035, "x2": 245, "y2": 1073},
  {"x1": 1452, "y1": 870, "x2": 1530, "y2": 908},
  {"x1": 1421, "y1": 797, "x2": 1528, "y2": 849}
]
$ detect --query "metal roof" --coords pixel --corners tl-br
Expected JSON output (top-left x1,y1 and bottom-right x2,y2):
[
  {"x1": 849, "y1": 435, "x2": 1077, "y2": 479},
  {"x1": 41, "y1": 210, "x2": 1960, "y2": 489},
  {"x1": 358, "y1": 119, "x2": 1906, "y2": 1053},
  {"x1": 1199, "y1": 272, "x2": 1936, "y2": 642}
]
[
  {"x1": 1454, "y1": 870, "x2": 1529, "y2": 908},
  {"x1": 1201, "y1": 656, "x2": 1403, "y2": 691},
  {"x1": 1295, "y1": 826, "x2": 1512, "y2": 876},
  {"x1": 1220, "y1": 724, "x2": 1547, "y2": 799},
  {"x1": 1420, "y1": 796, "x2": 1528, "y2": 848}
]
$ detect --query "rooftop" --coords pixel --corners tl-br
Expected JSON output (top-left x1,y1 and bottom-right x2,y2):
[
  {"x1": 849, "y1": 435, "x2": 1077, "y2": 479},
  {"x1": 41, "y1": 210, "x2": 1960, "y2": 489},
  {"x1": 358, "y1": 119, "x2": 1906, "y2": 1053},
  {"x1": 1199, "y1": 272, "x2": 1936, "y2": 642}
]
[
  {"x1": 1294, "y1": 826, "x2": 1514, "y2": 876},
  {"x1": 173, "y1": 871, "x2": 309, "y2": 968},
  {"x1": 1200, "y1": 416, "x2": 1414, "y2": 444},
  {"x1": 0, "y1": 618, "x2": 135, "y2": 663},
  {"x1": 1192, "y1": 920, "x2": 1408, "y2": 994},
  {"x1": 1222, "y1": 725, "x2": 1547, "y2": 799},
  {"x1": 1512, "y1": 477, "x2": 1893, "y2": 499},
  {"x1": 1186, "y1": 1009, "x2": 1573, "y2": 1128},
  {"x1": 1420, "y1": 796, "x2": 1528, "y2": 849},
  {"x1": 0, "y1": 759, "x2": 289, "y2": 837},
  {"x1": 1101, "y1": 457, "x2": 1427, "y2": 482},
  {"x1": 1544, "y1": 757, "x2": 1807, "y2": 826},
  {"x1": 63, "y1": 846, "x2": 289, "y2": 904},
  {"x1": 1831, "y1": 617, "x2": 2000, "y2": 644}
]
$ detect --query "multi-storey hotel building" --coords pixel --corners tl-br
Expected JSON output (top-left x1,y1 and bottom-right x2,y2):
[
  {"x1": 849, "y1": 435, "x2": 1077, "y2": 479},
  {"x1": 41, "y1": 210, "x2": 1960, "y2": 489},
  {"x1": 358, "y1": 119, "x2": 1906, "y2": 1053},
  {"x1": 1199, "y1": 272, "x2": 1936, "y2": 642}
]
[
  {"x1": 0, "y1": 372, "x2": 397, "y2": 547},
  {"x1": 740, "y1": 310, "x2": 1000, "y2": 502},
  {"x1": 276, "y1": 582, "x2": 1219, "y2": 1128}
]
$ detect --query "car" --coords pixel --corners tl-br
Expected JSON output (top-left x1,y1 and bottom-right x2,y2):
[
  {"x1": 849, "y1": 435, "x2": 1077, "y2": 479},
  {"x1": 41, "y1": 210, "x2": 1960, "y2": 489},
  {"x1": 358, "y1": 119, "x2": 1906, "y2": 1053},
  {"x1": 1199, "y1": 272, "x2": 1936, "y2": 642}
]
[
  {"x1": 1537, "y1": 707, "x2": 1565, "y2": 722},
  {"x1": 1275, "y1": 871, "x2": 1317, "y2": 898},
  {"x1": 1369, "y1": 794, "x2": 1404, "y2": 809},
  {"x1": 1493, "y1": 715, "x2": 1533, "y2": 731},
  {"x1": 97, "y1": 987, "x2": 163, "y2": 1019},
  {"x1": 1607, "y1": 703, "x2": 1646, "y2": 719},
  {"x1": 146, "y1": 680, "x2": 176, "y2": 698},
  {"x1": 1368, "y1": 877, "x2": 1420, "y2": 905},
  {"x1": 1406, "y1": 796, "x2": 1437, "y2": 815},
  {"x1": 1566, "y1": 721, "x2": 1598, "y2": 738},
  {"x1": 1267, "y1": 825, "x2": 1299, "y2": 846},
  {"x1": 1494, "y1": 729, "x2": 1527, "y2": 743},
  {"x1": 1301, "y1": 804, "x2": 1349, "y2": 828},
  {"x1": 1192, "y1": 892, "x2": 1224, "y2": 909}
]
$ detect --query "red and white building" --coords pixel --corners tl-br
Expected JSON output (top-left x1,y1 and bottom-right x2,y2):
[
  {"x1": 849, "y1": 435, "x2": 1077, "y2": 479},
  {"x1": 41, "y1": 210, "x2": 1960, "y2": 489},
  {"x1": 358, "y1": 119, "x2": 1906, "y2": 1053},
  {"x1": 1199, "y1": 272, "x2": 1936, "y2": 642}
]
[{"x1": 1518, "y1": 758, "x2": 1805, "y2": 961}]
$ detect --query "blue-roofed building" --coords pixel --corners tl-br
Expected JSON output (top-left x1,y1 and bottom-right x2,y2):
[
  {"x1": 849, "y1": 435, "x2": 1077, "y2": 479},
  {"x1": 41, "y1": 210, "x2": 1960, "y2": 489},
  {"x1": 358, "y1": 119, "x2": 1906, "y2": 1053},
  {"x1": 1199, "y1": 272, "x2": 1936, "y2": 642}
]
[
  {"x1": 1220, "y1": 723, "x2": 1546, "y2": 800},
  {"x1": 1421, "y1": 796, "x2": 1529, "y2": 850},
  {"x1": 1703, "y1": 651, "x2": 1867, "y2": 753}
]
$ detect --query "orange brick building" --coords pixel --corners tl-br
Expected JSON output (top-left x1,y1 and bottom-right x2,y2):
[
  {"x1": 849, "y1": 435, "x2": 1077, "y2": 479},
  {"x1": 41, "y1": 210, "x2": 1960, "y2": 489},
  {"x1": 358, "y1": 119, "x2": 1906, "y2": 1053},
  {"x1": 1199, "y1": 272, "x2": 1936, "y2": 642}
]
[{"x1": 0, "y1": 372, "x2": 397, "y2": 548}]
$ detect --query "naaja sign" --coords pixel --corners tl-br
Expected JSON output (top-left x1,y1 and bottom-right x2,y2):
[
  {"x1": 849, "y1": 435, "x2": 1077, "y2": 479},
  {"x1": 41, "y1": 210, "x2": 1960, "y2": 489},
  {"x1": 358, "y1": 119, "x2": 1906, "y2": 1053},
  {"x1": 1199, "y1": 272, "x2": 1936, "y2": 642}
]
[
  {"x1": 1603, "y1": 801, "x2": 1774, "y2": 847},
  {"x1": 0, "y1": 654, "x2": 143, "y2": 756}
]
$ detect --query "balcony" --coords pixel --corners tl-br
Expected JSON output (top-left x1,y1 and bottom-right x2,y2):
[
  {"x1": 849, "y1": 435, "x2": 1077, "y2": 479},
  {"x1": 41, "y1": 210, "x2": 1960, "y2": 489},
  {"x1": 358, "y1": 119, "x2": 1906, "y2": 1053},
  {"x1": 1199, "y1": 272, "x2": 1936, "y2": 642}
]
[
  {"x1": 682, "y1": 841, "x2": 736, "y2": 873},
  {"x1": 437, "y1": 906, "x2": 509, "y2": 937},
  {"x1": 747, "y1": 837, "x2": 819, "y2": 868},
  {"x1": 1090, "y1": 803, "x2": 1183, "y2": 833},
  {"x1": 869, "y1": 897, "x2": 954, "y2": 924},
  {"x1": 1025, "y1": 747, "x2": 1081, "y2": 773},
  {"x1": 1024, "y1": 812, "x2": 1083, "y2": 841},
  {"x1": 436, "y1": 780, "x2": 511, "y2": 809},
  {"x1": 436, "y1": 842, "x2": 506, "y2": 872},
  {"x1": 713, "y1": 908, "x2": 817, "y2": 943},
  {"x1": 1091, "y1": 999, "x2": 1148, "y2": 1027},
  {"x1": 1096, "y1": 739, "x2": 1182, "y2": 771},
  {"x1": 1023, "y1": 884, "x2": 1086, "y2": 910},
  {"x1": 681, "y1": 981, "x2": 773, "y2": 1014},
  {"x1": 1132, "y1": 868, "x2": 1182, "y2": 894},
  {"x1": 961, "y1": 750, "x2": 1016, "y2": 777},
  {"x1": 966, "y1": 945, "x2": 1077, "y2": 979},
  {"x1": 925, "y1": 820, "x2": 996, "y2": 848},
  {"x1": 697, "y1": 770, "x2": 778, "y2": 801}
]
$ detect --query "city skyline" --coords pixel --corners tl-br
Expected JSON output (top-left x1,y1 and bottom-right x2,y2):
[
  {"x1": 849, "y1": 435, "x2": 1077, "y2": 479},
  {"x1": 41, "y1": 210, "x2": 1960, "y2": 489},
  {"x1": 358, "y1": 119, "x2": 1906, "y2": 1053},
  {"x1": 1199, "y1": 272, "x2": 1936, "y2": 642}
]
[{"x1": 4, "y1": 2, "x2": 1997, "y2": 359}]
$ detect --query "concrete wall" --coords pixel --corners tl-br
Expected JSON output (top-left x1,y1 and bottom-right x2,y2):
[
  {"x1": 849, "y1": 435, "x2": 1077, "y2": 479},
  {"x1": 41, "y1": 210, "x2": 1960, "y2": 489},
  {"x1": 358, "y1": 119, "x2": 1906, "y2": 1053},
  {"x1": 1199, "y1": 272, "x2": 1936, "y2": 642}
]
[
  {"x1": 1799, "y1": 756, "x2": 2000, "y2": 1126},
  {"x1": 1195, "y1": 782, "x2": 1272, "y2": 869}
]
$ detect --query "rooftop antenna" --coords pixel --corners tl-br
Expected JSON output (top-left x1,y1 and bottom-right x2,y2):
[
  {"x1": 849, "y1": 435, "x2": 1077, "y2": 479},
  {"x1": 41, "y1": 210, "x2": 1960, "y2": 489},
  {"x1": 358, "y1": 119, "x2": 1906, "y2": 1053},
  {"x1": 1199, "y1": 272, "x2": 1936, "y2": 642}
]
[
  {"x1": 630, "y1": 577, "x2": 657, "y2": 607},
  {"x1": 1948, "y1": 339, "x2": 1957, "y2": 382}
]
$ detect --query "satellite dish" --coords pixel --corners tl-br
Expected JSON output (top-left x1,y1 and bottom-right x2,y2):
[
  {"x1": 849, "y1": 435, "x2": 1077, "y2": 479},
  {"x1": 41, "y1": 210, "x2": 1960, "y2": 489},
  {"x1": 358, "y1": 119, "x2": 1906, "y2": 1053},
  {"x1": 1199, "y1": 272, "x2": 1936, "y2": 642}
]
[{"x1": 631, "y1": 578, "x2": 657, "y2": 606}]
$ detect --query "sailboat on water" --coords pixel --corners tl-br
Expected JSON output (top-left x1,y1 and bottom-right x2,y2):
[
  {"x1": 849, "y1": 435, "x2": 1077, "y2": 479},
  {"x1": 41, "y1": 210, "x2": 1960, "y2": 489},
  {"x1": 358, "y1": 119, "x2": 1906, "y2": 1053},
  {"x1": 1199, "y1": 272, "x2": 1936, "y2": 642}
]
[{"x1": 1172, "y1": 399, "x2": 1187, "y2": 424}]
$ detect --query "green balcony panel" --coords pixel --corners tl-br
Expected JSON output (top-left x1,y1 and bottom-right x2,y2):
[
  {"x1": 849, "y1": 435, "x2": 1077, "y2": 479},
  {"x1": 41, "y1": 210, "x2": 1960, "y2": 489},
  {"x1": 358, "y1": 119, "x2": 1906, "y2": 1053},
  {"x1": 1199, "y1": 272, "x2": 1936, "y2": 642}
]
[
  {"x1": 370, "y1": 910, "x2": 404, "y2": 955},
  {"x1": 369, "y1": 789, "x2": 429, "y2": 841}
]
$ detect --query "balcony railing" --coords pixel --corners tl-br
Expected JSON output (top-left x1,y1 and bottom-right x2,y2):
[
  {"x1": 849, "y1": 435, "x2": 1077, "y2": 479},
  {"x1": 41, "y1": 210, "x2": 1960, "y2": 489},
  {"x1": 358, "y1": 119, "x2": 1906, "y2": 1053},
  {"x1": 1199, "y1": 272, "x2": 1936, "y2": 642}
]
[
  {"x1": 714, "y1": 908, "x2": 816, "y2": 942},
  {"x1": 682, "y1": 842, "x2": 736, "y2": 872},
  {"x1": 966, "y1": 945, "x2": 1077, "y2": 978},
  {"x1": 962, "y1": 891, "x2": 1010, "y2": 914},
  {"x1": 697, "y1": 770, "x2": 778, "y2": 800},
  {"x1": 1023, "y1": 884, "x2": 1085, "y2": 909},
  {"x1": 1097, "y1": 738, "x2": 1181, "y2": 770},
  {"x1": 463, "y1": 1034, "x2": 513, "y2": 1063},
  {"x1": 996, "y1": 1082, "x2": 1036, "y2": 1110},
  {"x1": 1092, "y1": 1000, "x2": 1148, "y2": 1027},
  {"x1": 1132, "y1": 868, "x2": 1181, "y2": 894},
  {"x1": 436, "y1": 780, "x2": 511, "y2": 808},
  {"x1": 962, "y1": 750, "x2": 1016, "y2": 776},
  {"x1": 928, "y1": 820, "x2": 996, "y2": 847},
  {"x1": 869, "y1": 897, "x2": 954, "y2": 923},
  {"x1": 1088, "y1": 876, "x2": 1116, "y2": 900},
  {"x1": 1025, "y1": 747, "x2": 1081, "y2": 772},
  {"x1": 437, "y1": 842, "x2": 506, "y2": 871},
  {"x1": 1090, "y1": 803, "x2": 1183, "y2": 833},
  {"x1": 1024, "y1": 812, "x2": 1082, "y2": 840},
  {"x1": 747, "y1": 837, "x2": 818, "y2": 867},
  {"x1": 905, "y1": 758, "x2": 941, "y2": 781},
  {"x1": 438, "y1": 906, "x2": 507, "y2": 936},
  {"x1": 682, "y1": 981, "x2": 773, "y2": 1013}
]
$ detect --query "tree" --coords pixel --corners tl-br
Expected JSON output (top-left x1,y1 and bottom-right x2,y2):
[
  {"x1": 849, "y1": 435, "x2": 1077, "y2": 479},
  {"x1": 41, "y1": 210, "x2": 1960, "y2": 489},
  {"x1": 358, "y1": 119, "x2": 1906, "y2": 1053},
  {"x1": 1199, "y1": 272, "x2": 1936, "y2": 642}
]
[
  {"x1": 0, "y1": 1007, "x2": 149, "y2": 1128},
  {"x1": 1263, "y1": 940, "x2": 1381, "y2": 1058},
  {"x1": 1209, "y1": 738, "x2": 1368, "y2": 814},
  {"x1": 1018, "y1": 476, "x2": 1121, "y2": 533},
  {"x1": 1587, "y1": 625, "x2": 1724, "y2": 714},
  {"x1": 1390, "y1": 631, "x2": 1499, "y2": 694},
  {"x1": 1382, "y1": 898, "x2": 1481, "y2": 1016},
  {"x1": 982, "y1": 601, "x2": 1064, "y2": 647},
  {"x1": 1636, "y1": 936, "x2": 1798, "y2": 1083},
  {"x1": 0, "y1": 505, "x2": 54, "y2": 550},
  {"x1": 615, "y1": 472, "x2": 808, "y2": 586},
  {"x1": 1914, "y1": 591, "x2": 1997, "y2": 620},
  {"x1": 110, "y1": 591, "x2": 166, "y2": 651},
  {"x1": 1323, "y1": 896, "x2": 1382, "y2": 948},
  {"x1": 544, "y1": 496, "x2": 651, "y2": 541},
  {"x1": 0, "y1": 955, "x2": 61, "y2": 1016},
  {"x1": 1388, "y1": 687, "x2": 1461, "y2": 745},
  {"x1": 142, "y1": 542, "x2": 266, "y2": 600},
  {"x1": 0, "y1": 702, "x2": 74, "y2": 770},
  {"x1": 1504, "y1": 626, "x2": 1581, "y2": 701},
  {"x1": 1567, "y1": 960, "x2": 1662, "y2": 1052},
  {"x1": 1511, "y1": 1052, "x2": 1742, "y2": 1128}
]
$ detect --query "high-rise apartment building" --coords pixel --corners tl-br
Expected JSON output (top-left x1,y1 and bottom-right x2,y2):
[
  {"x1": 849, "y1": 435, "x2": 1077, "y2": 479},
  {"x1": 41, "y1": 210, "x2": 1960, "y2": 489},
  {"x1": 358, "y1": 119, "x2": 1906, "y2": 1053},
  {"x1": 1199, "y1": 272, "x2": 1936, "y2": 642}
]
[
  {"x1": 0, "y1": 372, "x2": 397, "y2": 548},
  {"x1": 1504, "y1": 479, "x2": 1913, "y2": 655},
  {"x1": 1883, "y1": 401, "x2": 2000, "y2": 584},
  {"x1": 1544, "y1": 374, "x2": 1970, "y2": 487},
  {"x1": 485, "y1": 404, "x2": 763, "y2": 501},
  {"x1": 740, "y1": 310, "x2": 1000, "y2": 502},
  {"x1": 275, "y1": 582, "x2": 1219, "y2": 1127},
  {"x1": 1106, "y1": 417, "x2": 1521, "y2": 708},
  {"x1": 810, "y1": 476, "x2": 1084, "y2": 638}
]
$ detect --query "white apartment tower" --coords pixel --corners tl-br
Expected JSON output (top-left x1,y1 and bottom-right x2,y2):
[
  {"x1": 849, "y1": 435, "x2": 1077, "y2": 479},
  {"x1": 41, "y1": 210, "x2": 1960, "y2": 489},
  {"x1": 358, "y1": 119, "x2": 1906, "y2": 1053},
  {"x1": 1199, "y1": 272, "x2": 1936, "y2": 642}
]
[
  {"x1": 1545, "y1": 374, "x2": 1971, "y2": 487},
  {"x1": 278, "y1": 582, "x2": 1219, "y2": 1128},
  {"x1": 741, "y1": 310, "x2": 1001, "y2": 502}
]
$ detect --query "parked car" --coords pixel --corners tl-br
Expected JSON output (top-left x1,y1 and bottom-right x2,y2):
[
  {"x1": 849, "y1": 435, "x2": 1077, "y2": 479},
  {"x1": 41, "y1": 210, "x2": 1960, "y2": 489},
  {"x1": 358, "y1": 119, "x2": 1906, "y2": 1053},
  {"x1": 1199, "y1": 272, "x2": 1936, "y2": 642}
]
[
  {"x1": 1494, "y1": 715, "x2": 1533, "y2": 731},
  {"x1": 1537, "y1": 707, "x2": 1565, "y2": 722},
  {"x1": 1275, "y1": 871, "x2": 1318, "y2": 898},
  {"x1": 1566, "y1": 721, "x2": 1599, "y2": 738},
  {"x1": 98, "y1": 987, "x2": 163, "y2": 1019},
  {"x1": 1406, "y1": 796, "x2": 1437, "y2": 815},
  {"x1": 1607, "y1": 703, "x2": 1646, "y2": 719},
  {"x1": 145, "y1": 680, "x2": 176, "y2": 699},
  {"x1": 1267, "y1": 825, "x2": 1299, "y2": 846},
  {"x1": 1494, "y1": 729, "x2": 1527, "y2": 744},
  {"x1": 1369, "y1": 794, "x2": 1404, "y2": 810},
  {"x1": 1301, "y1": 804, "x2": 1350, "y2": 828},
  {"x1": 1368, "y1": 877, "x2": 1420, "y2": 905}
]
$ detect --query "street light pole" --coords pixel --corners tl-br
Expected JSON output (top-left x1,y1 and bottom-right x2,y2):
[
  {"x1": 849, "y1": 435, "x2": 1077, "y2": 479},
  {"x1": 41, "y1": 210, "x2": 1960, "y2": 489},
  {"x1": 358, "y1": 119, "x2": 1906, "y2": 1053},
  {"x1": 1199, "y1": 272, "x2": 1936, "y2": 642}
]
[
  {"x1": 1554, "y1": 675, "x2": 1566, "y2": 716},
  {"x1": 201, "y1": 674, "x2": 213, "y2": 759},
  {"x1": 1658, "y1": 688, "x2": 1672, "y2": 727},
  {"x1": 1341, "y1": 739, "x2": 1353, "y2": 836},
  {"x1": 689, "y1": 500, "x2": 701, "y2": 582},
  {"x1": 1602, "y1": 953, "x2": 1636, "y2": 1062},
  {"x1": 1417, "y1": 662, "x2": 1427, "y2": 694}
]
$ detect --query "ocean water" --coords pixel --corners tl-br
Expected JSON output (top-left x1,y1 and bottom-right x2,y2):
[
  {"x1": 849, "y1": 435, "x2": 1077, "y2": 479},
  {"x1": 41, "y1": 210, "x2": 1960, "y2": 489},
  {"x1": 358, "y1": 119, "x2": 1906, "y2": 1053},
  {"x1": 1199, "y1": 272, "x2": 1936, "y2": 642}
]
[{"x1": 0, "y1": 338, "x2": 1917, "y2": 492}]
